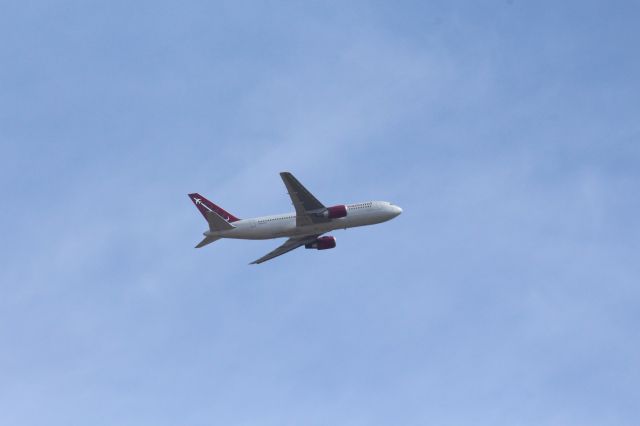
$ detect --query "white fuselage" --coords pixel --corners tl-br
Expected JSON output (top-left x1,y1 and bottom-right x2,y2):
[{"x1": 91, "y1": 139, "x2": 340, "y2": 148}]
[{"x1": 204, "y1": 201, "x2": 402, "y2": 240}]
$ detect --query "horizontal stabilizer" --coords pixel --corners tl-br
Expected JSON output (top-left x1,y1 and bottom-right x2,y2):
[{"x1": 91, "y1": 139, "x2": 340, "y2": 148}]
[
  {"x1": 195, "y1": 236, "x2": 220, "y2": 248},
  {"x1": 206, "y1": 210, "x2": 235, "y2": 232}
]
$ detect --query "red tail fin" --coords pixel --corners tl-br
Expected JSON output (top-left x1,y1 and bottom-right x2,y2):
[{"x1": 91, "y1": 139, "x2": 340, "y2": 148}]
[{"x1": 188, "y1": 193, "x2": 240, "y2": 222}]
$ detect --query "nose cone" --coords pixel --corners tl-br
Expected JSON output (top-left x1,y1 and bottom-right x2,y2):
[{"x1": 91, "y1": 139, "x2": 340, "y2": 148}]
[{"x1": 392, "y1": 205, "x2": 403, "y2": 217}]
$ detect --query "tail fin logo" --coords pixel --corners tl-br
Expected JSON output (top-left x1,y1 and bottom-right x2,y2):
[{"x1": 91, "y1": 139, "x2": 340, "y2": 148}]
[
  {"x1": 188, "y1": 193, "x2": 240, "y2": 222},
  {"x1": 195, "y1": 198, "x2": 222, "y2": 217}
]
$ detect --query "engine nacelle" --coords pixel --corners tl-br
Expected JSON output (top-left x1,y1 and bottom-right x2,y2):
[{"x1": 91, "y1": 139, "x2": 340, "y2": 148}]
[
  {"x1": 305, "y1": 236, "x2": 337, "y2": 250},
  {"x1": 324, "y1": 205, "x2": 347, "y2": 219}
]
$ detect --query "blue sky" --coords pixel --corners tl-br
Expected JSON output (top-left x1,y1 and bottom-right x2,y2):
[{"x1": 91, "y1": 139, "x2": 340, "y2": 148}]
[{"x1": 1, "y1": 1, "x2": 639, "y2": 425}]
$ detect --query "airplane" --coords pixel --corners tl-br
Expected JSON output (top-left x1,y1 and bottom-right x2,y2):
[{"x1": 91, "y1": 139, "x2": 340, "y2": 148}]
[{"x1": 188, "y1": 172, "x2": 403, "y2": 264}]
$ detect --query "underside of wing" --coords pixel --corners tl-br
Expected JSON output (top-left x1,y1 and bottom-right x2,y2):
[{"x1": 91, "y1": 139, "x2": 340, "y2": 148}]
[
  {"x1": 250, "y1": 234, "x2": 321, "y2": 265},
  {"x1": 280, "y1": 172, "x2": 329, "y2": 226}
]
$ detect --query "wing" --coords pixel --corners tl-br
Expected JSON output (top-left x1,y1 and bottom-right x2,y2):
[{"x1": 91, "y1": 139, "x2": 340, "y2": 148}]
[
  {"x1": 250, "y1": 234, "x2": 320, "y2": 265},
  {"x1": 280, "y1": 172, "x2": 328, "y2": 226}
]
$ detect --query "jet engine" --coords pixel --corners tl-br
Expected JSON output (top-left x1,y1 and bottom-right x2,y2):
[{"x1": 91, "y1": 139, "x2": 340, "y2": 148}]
[
  {"x1": 324, "y1": 205, "x2": 347, "y2": 219},
  {"x1": 305, "y1": 236, "x2": 337, "y2": 250}
]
